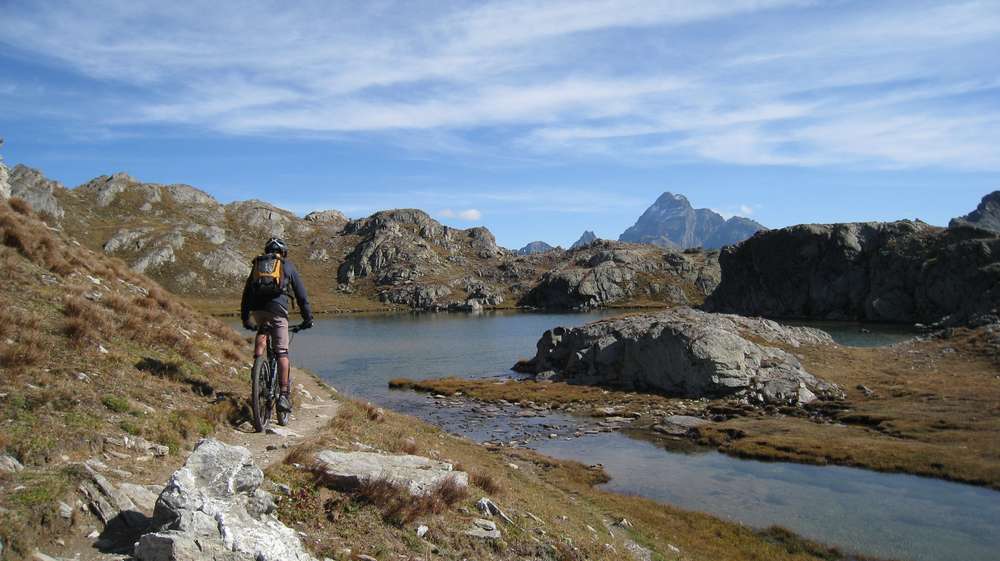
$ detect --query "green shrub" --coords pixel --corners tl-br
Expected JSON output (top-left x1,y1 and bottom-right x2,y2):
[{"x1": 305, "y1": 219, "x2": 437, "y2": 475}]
[{"x1": 101, "y1": 395, "x2": 130, "y2": 413}]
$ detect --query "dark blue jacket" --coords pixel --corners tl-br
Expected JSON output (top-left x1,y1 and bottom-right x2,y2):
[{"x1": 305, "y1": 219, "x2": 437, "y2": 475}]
[{"x1": 240, "y1": 258, "x2": 313, "y2": 323}]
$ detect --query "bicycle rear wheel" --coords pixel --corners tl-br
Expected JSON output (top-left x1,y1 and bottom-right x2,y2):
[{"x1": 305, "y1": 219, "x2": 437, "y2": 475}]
[{"x1": 250, "y1": 355, "x2": 273, "y2": 432}]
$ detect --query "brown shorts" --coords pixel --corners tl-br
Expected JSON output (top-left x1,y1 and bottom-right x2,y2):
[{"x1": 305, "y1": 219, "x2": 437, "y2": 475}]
[{"x1": 252, "y1": 311, "x2": 289, "y2": 356}]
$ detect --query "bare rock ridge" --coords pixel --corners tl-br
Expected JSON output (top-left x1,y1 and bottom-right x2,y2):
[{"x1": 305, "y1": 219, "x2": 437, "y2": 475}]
[
  {"x1": 570, "y1": 230, "x2": 598, "y2": 249},
  {"x1": 619, "y1": 192, "x2": 765, "y2": 249},
  {"x1": 950, "y1": 191, "x2": 1000, "y2": 233},
  {"x1": 135, "y1": 438, "x2": 316, "y2": 561},
  {"x1": 9, "y1": 164, "x2": 65, "y2": 218},
  {"x1": 8, "y1": 165, "x2": 722, "y2": 311},
  {"x1": 704, "y1": 220, "x2": 1000, "y2": 326},
  {"x1": 518, "y1": 240, "x2": 719, "y2": 310},
  {"x1": 514, "y1": 307, "x2": 842, "y2": 406}
]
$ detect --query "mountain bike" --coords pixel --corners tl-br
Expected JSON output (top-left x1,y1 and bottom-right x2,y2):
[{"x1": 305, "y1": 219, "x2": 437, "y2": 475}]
[{"x1": 250, "y1": 322, "x2": 305, "y2": 432}]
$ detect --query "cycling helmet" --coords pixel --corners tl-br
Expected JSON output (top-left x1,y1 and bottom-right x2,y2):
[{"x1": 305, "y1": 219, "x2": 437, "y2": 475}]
[{"x1": 264, "y1": 237, "x2": 288, "y2": 256}]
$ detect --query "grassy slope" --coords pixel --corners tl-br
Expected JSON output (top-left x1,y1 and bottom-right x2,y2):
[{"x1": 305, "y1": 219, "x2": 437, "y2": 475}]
[{"x1": 0, "y1": 197, "x2": 254, "y2": 557}]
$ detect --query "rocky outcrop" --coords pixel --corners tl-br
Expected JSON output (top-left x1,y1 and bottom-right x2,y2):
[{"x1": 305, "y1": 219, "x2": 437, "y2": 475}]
[
  {"x1": 8, "y1": 165, "x2": 65, "y2": 218},
  {"x1": 519, "y1": 241, "x2": 719, "y2": 310},
  {"x1": 570, "y1": 230, "x2": 598, "y2": 249},
  {"x1": 951, "y1": 191, "x2": 1000, "y2": 233},
  {"x1": 134, "y1": 438, "x2": 316, "y2": 561},
  {"x1": 704, "y1": 221, "x2": 1000, "y2": 326},
  {"x1": 514, "y1": 307, "x2": 841, "y2": 406},
  {"x1": 517, "y1": 241, "x2": 557, "y2": 255},
  {"x1": 619, "y1": 192, "x2": 764, "y2": 249},
  {"x1": 304, "y1": 209, "x2": 348, "y2": 226},
  {"x1": 0, "y1": 159, "x2": 10, "y2": 199},
  {"x1": 313, "y1": 450, "x2": 468, "y2": 495}
]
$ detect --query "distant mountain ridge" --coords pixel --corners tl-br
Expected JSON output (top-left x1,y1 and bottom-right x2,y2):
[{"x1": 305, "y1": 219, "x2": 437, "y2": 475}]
[
  {"x1": 6, "y1": 164, "x2": 721, "y2": 313},
  {"x1": 619, "y1": 192, "x2": 765, "y2": 249},
  {"x1": 517, "y1": 241, "x2": 557, "y2": 255}
]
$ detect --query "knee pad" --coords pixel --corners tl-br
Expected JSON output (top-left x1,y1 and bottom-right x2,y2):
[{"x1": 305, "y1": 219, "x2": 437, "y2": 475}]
[{"x1": 274, "y1": 349, "x2": 289, "y2": 358}]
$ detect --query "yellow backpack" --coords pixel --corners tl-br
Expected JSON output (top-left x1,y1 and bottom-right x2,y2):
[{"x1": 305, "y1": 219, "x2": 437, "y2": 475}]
[{"x1": 249, "y1": 253, "x2": 286, "y2": 299}]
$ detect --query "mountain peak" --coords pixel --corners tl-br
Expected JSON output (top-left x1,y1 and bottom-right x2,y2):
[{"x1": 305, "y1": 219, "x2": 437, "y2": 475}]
[
  {"x1": 620, "y1": 192, "x2": 765, "y2": 249},
  {"x1": 570, "y1": 230, "x2": 598, "y2": 249},
  {"x1": 655, "y1": 192, "x2": 692, "y2": 208}
]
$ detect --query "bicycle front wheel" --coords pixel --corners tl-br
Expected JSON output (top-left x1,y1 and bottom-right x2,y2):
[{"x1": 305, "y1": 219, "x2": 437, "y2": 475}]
[{"x1": 250, "y1": 355, "x2": 273, "y2": 432}]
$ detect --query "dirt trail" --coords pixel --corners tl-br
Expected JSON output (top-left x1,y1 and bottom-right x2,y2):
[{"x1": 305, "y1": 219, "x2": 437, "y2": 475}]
[{"x1": 220, "y1": 367, "x2": 340, "y2": 468}]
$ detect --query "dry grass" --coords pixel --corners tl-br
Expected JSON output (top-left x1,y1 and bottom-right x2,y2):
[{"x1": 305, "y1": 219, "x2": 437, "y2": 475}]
[
  {"x1": 698, "y1": 330, "x2": 1000, "y2": 488},
  {"x1": 7, "y1": 197, "x2": 33, "y2": 215},
  {"x1": 0, "y1": 199, "x2": 257, "y2": 558},
  {"x1": 470, "y1": 469, "x2": 503, "y2": 495}
]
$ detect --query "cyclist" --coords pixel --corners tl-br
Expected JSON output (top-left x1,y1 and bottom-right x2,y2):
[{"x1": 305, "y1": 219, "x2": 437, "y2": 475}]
[{"x1": 241, "y1": 237, "x2": 313, "y2": 415}]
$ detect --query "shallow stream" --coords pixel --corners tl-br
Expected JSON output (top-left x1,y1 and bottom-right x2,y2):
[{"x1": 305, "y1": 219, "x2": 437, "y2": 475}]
[{"x1": 242, "y1": 311, "x2": 999, "y2": 561}]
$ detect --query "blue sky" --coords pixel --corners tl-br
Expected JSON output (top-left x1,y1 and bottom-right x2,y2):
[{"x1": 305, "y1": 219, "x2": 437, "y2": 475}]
[{"x1": 1, "y1": 0, "x2": 998, "y2": 248}]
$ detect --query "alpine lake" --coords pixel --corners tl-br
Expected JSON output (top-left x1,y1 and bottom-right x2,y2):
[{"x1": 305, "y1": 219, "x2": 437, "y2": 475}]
[{"x1": 234, "y1": 311, "x2": 1000, "y2": 561}]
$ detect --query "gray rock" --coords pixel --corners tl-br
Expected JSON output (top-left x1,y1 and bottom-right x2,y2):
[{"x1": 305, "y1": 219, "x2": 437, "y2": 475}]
[
  {"x1": 515, "y1": 307, "x2": 841, "y2": 406},
  {"x1": 304, "y1": 209, "x2": 348, "y2": 225},
  {"x1": 951, "y1": 191, "x2": 1000, "y2": 233},
  {"x1": 705, "y1": 220, "x2": 1000, "y2": 326},
  {"x1": 0, "y1": 453, "x2": 24, "y2": 473},
  {"x1": 163, "y1": 184, "x2": 218, "y2": 207},
  {"x1": 652, "y1": 415, "x2": 709, "y2": 436},
  {"x1": 105, "y1": 434, "x2": 170, "y2": 457},
  {"x1": 133, "y1": 246, "x2": 176, "y2": 273},
  {"x1": 137, "y1": 438, "x2": 315, "y2": 561},
  {"x1": 8, "y1": 165, "x2": 65, "y2": 219},
  {"x1": 312, "y1": 450, "x2": 468, "y2": 495},
  {"x1": 200, "y1": 247, "x2": 249, "y2": 279},
  {"x1": 103, "y1": 228, "x2": 151, "y2": 254},
  {"x1": 465, "y1": 518, "x2": 501, "y2": 540},
  {"x1": 619, "y1": 192, "x2": 764, "y2": 250},
  {"x1": 379, "y1": 284, "x2": 452, "y2": 310},
  {"x1": 186, "y1": 224, "x2": 227, "y2": 245},
  {"x1": 78, "y1": 465, "x2": 144, "y2": 527},
  {"x1": 120, "y1": 482, "x2": 160, "y2": 513},
  {"x1": 519, "y1": 240, "x2": 719, "y2": 310},
  {"x1": 225, "y1": 200, "x2": 293, "y2": 237},
  {"x1": 0, "y1": 160, "x2": 10, "y2": 199}
]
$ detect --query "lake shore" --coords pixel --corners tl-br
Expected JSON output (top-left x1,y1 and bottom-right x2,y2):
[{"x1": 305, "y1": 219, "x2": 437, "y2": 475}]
[{"x1": 389, "y1": 325, "x2": 1000, "y2": 490}]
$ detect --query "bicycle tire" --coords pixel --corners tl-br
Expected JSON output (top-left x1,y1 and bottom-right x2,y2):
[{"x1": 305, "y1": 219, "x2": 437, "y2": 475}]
[{"x1": 250, "y1": 355, "x2": 272, "y2": 432}]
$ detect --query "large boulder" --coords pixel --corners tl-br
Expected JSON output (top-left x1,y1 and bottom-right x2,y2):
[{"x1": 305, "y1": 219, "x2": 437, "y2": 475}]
[
  {"x1": 9, "y1": 164, "x2": 65, "y2": 219},
  {"x1": 312, "y1": 450, "x2": 468, "y2": 495},
  {"x1": 514, "y1": 307, "x2": 841, "y2": 406},
  {"x1": 951, "y1": 191, "x2": 1000, "y2": 233},
  {"x1": 134, "y1": 438, "x2": 316, "y2": 561},
  {"x1": 704, "y1": 221, "x2": 1000, "y2": 326}
]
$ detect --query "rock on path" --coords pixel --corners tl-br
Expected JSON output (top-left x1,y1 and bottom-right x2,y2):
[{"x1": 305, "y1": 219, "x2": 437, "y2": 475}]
[
  {"x1": 134, "y1": 438, "x2": 316, "y2": 561},
  {"x1": 313, "y1": 450, "x2": 468, "y2": 495}
]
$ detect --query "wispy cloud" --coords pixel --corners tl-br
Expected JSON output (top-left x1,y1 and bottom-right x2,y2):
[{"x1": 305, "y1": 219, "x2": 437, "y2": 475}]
[
  {"x1": 2, "y1": 0, "x2": 998, "y2": 169},
  {"x1": 438, "y1": 208, "x2": 483, "y2": 221}
]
